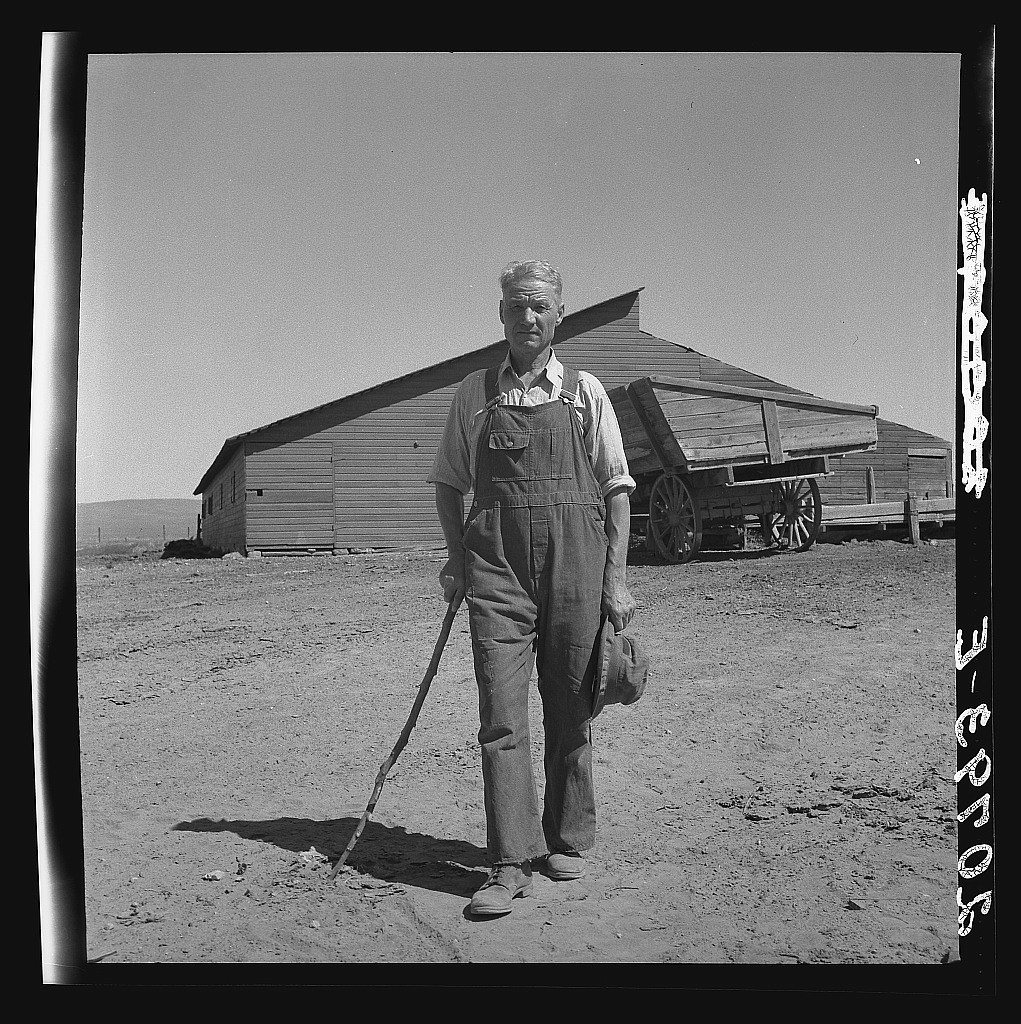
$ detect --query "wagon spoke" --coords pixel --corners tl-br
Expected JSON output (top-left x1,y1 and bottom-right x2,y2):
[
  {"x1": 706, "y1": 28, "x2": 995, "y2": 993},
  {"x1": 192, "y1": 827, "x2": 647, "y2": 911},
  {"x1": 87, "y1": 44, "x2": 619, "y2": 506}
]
[
  {"x1": 648, "y1": 473, "x2": 702, "y2": 564},
  {"x1": 762, "y1": 478, "x2": 822, "y2": 553},
  {"x1": 670, "y1": 525, "x2": 684, "y2": 554}
]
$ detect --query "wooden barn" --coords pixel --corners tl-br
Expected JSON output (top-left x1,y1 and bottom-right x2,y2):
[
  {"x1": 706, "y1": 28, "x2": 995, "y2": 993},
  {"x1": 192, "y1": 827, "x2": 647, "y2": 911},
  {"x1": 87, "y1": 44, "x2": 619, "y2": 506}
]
[{"x1": 193, "y1": 288, "x2": 953, "y2": 555}]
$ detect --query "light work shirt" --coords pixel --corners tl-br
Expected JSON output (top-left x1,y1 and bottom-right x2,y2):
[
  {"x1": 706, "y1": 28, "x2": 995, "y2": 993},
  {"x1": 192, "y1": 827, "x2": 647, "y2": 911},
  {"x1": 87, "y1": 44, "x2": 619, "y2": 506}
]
[{"x1": 428, "y1": 348, "x2": 636, "y2": 499}]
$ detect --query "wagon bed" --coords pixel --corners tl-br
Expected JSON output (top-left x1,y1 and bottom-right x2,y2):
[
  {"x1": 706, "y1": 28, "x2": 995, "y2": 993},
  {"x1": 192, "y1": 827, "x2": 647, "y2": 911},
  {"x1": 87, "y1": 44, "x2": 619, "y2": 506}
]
[{"x1": 608, "y1": 376, "x2": 879, "y2": 562}]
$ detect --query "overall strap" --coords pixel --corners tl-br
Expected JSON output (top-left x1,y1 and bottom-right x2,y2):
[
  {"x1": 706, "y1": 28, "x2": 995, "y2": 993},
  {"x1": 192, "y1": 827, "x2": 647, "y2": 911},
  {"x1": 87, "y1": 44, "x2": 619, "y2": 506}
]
[
  {"x1": 559, "y1": 364, "x2": 581, "y2": 404},
  {"x1": 472, "y1": 366, "x2": 504, "y2": 503},
  {"x1": 482, "y1": 364, "x2": 503, "y2": 410},
  {"x1": 557, "y1": 363, "x2": 595, "y2": 473}
]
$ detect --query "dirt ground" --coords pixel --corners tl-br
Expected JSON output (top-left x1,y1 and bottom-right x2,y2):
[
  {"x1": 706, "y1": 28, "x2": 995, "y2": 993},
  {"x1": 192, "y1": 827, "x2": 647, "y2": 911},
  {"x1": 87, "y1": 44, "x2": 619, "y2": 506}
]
[{"x1": 72, "y1": 529, "x2": 960, "y2": 972}]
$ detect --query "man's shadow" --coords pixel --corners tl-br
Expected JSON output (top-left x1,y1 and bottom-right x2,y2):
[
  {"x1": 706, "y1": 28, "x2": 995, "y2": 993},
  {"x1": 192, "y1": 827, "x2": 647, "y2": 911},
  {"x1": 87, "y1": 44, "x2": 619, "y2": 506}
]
[{"x1": 173, "y1": 815, "x2": 490, "y2": 899}]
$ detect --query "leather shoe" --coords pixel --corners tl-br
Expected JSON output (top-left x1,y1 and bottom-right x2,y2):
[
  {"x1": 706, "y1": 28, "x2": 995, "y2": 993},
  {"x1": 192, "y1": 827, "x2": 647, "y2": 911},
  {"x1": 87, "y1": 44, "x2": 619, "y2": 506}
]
[
  {"x1": 546, "y1": 852, "x2": 587, "y2": 880},
  {"x1": 470, "y1": 863, "x2": 533, "y2": 915}
]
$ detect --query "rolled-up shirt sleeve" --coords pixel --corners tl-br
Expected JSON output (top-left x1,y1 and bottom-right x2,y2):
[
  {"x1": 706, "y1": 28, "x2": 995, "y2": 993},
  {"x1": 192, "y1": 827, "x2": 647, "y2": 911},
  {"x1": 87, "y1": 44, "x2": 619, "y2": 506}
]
[
  {"x1": 579, "y1": 373, "x2": 636, "y2": 498},
  {"x1": 427, "y1": 378, "x2": 474, "y2": 495}
]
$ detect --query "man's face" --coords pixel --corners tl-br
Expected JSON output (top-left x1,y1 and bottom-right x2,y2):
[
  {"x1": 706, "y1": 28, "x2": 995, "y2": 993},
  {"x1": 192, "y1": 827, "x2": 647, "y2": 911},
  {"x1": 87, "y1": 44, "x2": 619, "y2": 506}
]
[{"x1": 500, "y1": 278, "x2": 564, "y2": 367}]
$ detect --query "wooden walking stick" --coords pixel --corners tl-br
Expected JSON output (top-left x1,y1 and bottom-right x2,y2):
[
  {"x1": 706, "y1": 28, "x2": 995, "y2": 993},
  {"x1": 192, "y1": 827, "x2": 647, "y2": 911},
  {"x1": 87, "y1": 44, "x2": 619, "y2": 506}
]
[{"x1": 330, "y1": 595, "x2": 463, "y2": 877}]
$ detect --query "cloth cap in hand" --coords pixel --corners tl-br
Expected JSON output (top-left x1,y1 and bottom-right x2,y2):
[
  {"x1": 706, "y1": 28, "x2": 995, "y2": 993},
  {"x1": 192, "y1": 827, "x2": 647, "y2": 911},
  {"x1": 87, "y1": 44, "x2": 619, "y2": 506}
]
[{"x1": 591, "y1": 616, "x2": 649, "y2": 719}]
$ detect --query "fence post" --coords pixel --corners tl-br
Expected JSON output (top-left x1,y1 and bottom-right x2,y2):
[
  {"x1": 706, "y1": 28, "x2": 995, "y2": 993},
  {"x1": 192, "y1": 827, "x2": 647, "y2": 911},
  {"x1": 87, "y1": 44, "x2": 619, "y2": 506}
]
[
  {"x1": 866, "y1": 466, "x2": 876, "y2": 504},
  {"x1": 905, "y1": 492, "x2": 920, "y2": 545}
]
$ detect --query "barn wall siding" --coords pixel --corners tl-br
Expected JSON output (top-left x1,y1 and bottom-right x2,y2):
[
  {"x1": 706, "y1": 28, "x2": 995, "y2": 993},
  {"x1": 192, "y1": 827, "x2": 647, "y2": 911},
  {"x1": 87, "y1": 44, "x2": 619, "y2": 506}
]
[
  {"x1": 817, "y1": 419, "x2": 952, "y2": 506},
  {"x1": 194, "y1": 288, "x2": 952, "y2": 551},
  {"x1": 694, "y1": 353, "x2": 809, "y2": 395},
  {"x1": 245, "y1": 441, "x2": 335, "y2": 550},
  {"x1": 200, "y1": 446, "x2": 246, "y2": 553}
]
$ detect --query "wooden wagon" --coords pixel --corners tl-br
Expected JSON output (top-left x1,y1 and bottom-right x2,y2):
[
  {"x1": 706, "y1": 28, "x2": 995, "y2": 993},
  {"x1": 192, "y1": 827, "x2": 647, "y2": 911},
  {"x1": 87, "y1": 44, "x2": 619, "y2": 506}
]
[{"x1": 608, "y1": 376, "x2": 880, "y2": 563}]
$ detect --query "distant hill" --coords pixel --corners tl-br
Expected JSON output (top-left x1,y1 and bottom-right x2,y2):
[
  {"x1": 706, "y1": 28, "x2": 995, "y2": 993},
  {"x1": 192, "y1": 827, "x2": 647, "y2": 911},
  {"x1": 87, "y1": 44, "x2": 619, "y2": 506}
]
[{"x1": 76, "y1": 498, "x2": 201, "y2": 548}]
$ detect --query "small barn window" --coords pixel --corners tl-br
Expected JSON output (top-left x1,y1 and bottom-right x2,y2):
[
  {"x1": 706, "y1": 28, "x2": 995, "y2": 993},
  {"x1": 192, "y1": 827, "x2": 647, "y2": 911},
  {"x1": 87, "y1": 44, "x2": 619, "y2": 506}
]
[
  {"x1": 219, "y1": 483, "x2": 224, "y2": 509},
  {"x1": 232, "y1": 472, "x2": 236, "y2": 504}
]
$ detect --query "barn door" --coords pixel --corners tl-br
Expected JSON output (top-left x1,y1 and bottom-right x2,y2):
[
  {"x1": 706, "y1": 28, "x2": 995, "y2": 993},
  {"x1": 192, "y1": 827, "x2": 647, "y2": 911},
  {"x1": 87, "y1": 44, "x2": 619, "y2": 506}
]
[
  {"x1": 908, "y1": 447, "x2": 952, "y2": 500},
  {"x1": 332, "y1": 440, "x2": 444, "y2": 551}
]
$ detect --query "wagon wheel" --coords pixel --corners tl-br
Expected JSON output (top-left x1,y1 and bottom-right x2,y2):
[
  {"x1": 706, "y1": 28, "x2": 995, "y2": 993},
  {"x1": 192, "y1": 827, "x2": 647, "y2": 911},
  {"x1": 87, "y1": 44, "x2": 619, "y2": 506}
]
[
  {"x1": 648, "y1": 473, "x2": 702, "y2": 564},
  {"x1": 760, "y1": 478, "x2": 822, "y2": 552}
]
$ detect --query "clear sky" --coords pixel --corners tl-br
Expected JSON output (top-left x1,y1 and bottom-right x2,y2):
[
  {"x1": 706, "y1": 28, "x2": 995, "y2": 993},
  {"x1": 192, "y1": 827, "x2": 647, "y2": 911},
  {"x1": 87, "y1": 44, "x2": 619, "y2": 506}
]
[{"x1": 75, "y1": 50, "x2": 962, "y2": 504}]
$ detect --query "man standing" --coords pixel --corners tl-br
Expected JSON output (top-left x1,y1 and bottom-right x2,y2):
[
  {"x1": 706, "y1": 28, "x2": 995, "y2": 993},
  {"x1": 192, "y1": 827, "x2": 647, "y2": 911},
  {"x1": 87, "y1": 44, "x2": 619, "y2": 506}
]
[{"x1": 429, "y1": 260, "x2": 637, "y2": 915}]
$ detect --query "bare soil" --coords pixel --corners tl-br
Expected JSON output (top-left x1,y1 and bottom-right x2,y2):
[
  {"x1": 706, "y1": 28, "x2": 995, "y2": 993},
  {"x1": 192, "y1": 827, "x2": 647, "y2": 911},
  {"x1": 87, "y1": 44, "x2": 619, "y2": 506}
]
[{"x1": 74, "y1": 533, "x2": 958, "y2": 969}]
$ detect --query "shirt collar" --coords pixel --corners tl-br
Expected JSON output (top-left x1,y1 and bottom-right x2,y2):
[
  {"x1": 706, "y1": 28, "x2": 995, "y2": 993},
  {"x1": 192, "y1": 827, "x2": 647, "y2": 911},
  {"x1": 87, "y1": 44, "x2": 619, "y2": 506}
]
[{"x1": 499, "y1": 347, "x2": 563, "y2": 389}]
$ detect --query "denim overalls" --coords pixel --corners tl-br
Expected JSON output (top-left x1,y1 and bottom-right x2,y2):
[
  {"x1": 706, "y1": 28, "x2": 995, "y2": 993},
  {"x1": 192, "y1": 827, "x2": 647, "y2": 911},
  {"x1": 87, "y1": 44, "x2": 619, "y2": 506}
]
[{"x1": 463, "y1": 362, "x2": 609, "y2": 865}]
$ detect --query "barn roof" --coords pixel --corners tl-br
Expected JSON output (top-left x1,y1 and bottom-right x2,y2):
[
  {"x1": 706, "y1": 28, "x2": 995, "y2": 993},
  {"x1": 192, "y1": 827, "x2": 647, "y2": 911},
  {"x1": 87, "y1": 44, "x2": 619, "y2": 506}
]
[{"x1": 193, "y1": 287, "x2": 647, "y2": 495}]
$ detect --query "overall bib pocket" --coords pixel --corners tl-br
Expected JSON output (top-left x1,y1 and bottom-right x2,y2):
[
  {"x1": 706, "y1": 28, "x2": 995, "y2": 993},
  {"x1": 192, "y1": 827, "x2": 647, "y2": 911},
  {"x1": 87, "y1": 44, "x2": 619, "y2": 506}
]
[
  {"x1": 550, "y1": 422, "x2": 575, "y2": 480},
  {"x1": 488, "y1": 430, "x2": 532, "y2": 482}
]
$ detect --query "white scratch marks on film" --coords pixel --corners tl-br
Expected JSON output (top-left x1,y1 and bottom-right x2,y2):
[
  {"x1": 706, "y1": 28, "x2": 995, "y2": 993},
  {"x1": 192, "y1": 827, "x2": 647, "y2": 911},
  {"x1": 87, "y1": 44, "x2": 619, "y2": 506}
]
[
  {"x1": 955, "y1": 617, "x2": 988, "y2": 671},
  {"x1": 958, "y1": 188, "x2": 989, "y2": 498}
]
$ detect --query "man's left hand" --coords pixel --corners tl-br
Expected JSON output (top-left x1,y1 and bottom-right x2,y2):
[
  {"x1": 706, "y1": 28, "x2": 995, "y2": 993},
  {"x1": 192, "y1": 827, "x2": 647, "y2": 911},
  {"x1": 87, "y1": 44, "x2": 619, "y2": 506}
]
[{"x1": 602, "y1": 575, "x2": 637, "y2": 634}]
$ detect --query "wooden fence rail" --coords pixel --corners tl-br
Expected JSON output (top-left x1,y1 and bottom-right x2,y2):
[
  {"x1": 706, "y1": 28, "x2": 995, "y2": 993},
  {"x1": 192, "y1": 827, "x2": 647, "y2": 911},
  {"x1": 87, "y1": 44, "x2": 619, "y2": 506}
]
[{"x1": 822, "y1": 495, "x2": 955, "y2": 544}]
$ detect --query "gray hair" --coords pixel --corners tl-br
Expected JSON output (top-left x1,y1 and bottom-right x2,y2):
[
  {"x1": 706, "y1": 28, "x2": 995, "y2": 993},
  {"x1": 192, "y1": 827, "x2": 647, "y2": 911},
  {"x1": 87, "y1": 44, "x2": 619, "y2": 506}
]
[{"x1": 499, "y1": 260, "x2": 563, "y2": 300}]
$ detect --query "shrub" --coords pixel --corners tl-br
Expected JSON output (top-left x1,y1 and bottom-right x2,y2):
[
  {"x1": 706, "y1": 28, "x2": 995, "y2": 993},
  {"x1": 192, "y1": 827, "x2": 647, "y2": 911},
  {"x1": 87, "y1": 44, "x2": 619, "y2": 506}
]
[{"x1": 160, "y1": 538, "x2": 224, "y2": 560}]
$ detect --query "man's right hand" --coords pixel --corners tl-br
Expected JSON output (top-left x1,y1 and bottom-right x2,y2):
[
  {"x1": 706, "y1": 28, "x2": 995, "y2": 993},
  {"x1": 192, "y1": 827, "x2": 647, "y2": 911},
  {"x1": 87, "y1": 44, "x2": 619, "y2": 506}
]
[
  {"x1": 439, "y1": 555, "x2": 466, "y2": 605},
  {"x1": 434, "y1": 483, "x2": 468, "y2": 606}
]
